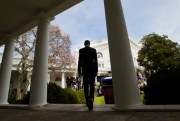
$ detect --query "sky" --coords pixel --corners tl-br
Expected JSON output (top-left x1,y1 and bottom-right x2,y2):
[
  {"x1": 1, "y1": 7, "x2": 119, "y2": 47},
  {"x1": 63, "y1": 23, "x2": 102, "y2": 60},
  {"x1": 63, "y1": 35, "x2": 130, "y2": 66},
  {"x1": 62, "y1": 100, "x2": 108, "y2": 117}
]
[{"x1": 51, "y1": 0, "x2": 180, "y2": 51}]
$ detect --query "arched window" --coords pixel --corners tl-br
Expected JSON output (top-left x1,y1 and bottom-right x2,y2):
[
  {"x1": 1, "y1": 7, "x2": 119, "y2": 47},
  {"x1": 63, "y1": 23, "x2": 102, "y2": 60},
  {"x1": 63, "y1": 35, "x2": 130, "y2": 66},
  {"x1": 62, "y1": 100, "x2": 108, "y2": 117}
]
[{"x1": 97, "y1": 52, "x2": 103, "y2": 58}]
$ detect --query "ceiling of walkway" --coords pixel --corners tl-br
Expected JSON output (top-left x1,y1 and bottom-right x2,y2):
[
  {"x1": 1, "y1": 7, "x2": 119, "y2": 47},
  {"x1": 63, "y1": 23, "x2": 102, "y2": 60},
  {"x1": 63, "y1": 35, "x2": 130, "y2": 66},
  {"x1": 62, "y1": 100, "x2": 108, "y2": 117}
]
[{"x1": 0, "y1": 0, "x2": 82, "y2": 45}]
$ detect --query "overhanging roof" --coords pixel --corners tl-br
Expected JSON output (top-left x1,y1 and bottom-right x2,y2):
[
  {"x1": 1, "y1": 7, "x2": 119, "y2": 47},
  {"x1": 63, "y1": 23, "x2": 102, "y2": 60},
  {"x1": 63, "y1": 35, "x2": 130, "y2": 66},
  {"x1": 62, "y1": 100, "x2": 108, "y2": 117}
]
[{"x1": 0, "y1": 0, "x2": 83, "y2": 45}]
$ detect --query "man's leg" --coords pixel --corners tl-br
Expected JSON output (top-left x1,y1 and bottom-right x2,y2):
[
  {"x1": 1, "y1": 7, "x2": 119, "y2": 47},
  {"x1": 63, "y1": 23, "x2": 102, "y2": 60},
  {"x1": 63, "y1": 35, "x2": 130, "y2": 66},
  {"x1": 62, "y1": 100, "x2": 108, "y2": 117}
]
[
  {"x1": 89, "y1": 77, "x2": 95, "y2": 99},
  {"x1": 83, "y1": 76, "x2": 89, "y2": 106},
  {"x1": 88, "y1": 76, "x2": 95, "y2": 110}
]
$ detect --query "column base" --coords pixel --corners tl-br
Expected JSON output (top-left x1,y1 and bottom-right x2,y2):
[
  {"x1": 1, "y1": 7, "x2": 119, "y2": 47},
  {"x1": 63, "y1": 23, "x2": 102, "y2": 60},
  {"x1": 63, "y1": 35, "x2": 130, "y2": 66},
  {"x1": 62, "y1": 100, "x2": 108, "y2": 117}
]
[
  {"x1": 29, "y1": 102, "x2": 47, "y2": 108},
  {"x1": 112, "y1": 103, "x2": 143, "y2": 111},
  {"x1": 0, "y1": 102, "x2": 9, "y2": 105}
]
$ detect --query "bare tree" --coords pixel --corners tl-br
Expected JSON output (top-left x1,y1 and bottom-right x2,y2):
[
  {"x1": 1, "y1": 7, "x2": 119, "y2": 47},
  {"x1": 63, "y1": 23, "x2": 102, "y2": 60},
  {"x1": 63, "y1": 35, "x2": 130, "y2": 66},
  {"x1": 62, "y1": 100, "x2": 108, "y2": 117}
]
[
  {"x1": 14, "y1": 28, "x2": 36, "y2": 100},
  {"x1": 14, "y1": 25, "x2": 75, "y2": 100},
  {"x1": 48, "y1": 25, "x2": 75, "y2": 71}
]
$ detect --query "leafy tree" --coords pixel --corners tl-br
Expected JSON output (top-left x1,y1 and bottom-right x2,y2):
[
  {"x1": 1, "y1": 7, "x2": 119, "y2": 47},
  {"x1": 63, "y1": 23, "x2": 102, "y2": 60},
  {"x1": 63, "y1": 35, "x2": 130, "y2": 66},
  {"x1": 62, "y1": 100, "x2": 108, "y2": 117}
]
[
  {"x1": 137, "y1": 33, "x2": 180, "y2": 104},
  {"x1": 137, "y1": 33, "x2": 180, "y2": 77}
]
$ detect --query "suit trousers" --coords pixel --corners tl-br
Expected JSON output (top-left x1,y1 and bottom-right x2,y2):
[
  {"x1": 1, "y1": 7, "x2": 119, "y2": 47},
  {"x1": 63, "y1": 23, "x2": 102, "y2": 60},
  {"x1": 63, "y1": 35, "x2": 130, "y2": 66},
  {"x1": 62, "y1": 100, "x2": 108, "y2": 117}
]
[{"x1": 83, "y1": 75, "x2": 95, "y2": 102}]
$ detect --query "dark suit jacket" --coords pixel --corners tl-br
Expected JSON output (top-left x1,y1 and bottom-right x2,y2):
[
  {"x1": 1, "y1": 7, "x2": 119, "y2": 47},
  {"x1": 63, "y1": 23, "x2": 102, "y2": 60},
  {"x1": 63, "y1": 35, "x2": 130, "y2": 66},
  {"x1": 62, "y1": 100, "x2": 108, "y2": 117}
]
[{"x1": 78, "y1": 46, "x2": 98, "y2": 77}]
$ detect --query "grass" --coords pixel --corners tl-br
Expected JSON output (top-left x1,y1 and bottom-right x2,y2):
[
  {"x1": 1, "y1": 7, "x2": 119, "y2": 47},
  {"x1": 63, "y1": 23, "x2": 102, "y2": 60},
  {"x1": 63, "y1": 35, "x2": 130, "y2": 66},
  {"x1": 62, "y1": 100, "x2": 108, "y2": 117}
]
[
  {"x1": 78, "y1": 87, "x2": 144, "y2": 105},
  {"x1": 77, "y1": 89, "x2": 105, "y2": 105},
  {"x1": 93, "y1": 93, "x2": 144, "y2": 105},
  {"x1": 140, "y1": 93, "x2": 144, "y2": 103},
  {"x1": 94, "y1": 96, "x2": 105, "y2": 105}
]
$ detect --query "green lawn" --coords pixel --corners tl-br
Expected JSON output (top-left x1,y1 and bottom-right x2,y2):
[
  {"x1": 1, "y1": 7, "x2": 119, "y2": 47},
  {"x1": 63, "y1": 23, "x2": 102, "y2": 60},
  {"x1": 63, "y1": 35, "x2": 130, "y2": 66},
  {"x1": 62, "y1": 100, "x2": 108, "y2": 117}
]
[
  {"x1": 93, "y1": 94, "x2": 144, "y2": 105},
  {"x1": 78, "y1": 87, "x2": 144, "y2": 105},
  {"x1": 94, "y1": 96, "x2": 105, "y2": 105}
]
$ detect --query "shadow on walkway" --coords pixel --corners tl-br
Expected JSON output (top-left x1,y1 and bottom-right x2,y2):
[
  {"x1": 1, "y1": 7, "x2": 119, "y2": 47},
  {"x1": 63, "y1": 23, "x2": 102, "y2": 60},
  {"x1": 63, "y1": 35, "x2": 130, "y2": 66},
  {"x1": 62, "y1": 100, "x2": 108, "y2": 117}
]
[{"x1": 1, "y1": 104, "x2": 180, "y2": 121}]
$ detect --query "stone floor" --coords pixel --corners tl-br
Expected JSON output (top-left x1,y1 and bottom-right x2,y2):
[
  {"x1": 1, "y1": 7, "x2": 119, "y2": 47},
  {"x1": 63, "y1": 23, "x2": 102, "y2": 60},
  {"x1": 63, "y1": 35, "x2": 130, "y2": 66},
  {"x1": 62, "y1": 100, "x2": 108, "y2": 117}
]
[{"x1": 1, "y1": 104, "x2": 180, "y2": 121}]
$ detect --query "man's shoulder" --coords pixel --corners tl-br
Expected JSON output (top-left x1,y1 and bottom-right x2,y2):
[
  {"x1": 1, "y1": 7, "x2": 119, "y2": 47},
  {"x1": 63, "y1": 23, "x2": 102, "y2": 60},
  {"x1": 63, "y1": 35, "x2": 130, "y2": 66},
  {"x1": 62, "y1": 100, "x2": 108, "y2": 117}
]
[
  {"x1": 91, "y1": 47, "x2": 96, "y2": 50},
  {"x1": 89, "y1": 47, "x2": 96, "y2": 51},
  {"x1": 79, "y1": 47, "x2": 85, "y2": 52},
  {"x1": 80, "y1": 47, "x2": 96, "y2": 51}
]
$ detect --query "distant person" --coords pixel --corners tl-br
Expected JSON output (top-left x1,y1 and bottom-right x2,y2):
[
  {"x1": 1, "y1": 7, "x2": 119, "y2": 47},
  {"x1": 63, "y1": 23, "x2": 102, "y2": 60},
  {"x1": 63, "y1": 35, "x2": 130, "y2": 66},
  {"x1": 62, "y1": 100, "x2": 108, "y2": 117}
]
[
  {"x1": 97, "y1": 85, "x2": 103, "y2": 96},
  {"x1": 66, "y1": 76, "x2": 71, "y2": 89},
  {"x1": 137, "y1": 71, "x2": 147, "y2": 94},
  {"x1": 78, "y1": 40, "x2": 98, "y2": 110},
  {"x1": 76, "y1": 77, "x2": 81, "y2": 91},
  {"x1": 137, "y1": 71, "x2": 143, "y2": 81}
]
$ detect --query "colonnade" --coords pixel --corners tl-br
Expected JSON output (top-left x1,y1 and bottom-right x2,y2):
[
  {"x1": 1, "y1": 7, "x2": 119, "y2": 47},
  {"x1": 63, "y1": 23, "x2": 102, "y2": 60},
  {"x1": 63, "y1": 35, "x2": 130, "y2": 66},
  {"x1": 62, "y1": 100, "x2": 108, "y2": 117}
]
[{"x1": 0, "y1": 0, "x2": 141, "y2": 109}]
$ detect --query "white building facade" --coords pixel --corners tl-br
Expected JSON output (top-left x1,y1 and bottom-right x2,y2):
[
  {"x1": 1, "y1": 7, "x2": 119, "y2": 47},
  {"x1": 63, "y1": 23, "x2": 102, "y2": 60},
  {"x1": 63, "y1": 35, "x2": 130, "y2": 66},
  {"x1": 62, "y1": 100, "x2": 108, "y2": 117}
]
[{"x1": 75, "y1": 39, "x2": 142, "y2": 76}]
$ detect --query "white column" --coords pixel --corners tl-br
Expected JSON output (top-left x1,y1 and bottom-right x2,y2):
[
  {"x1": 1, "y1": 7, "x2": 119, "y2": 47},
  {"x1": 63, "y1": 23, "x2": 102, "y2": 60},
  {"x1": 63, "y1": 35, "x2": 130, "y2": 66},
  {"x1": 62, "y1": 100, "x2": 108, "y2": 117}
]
[
  {"x1": 29, "y1": 14, "x2": 50, "y2": 107},
  {"x1": 61, "y1": 72, "x2": 65, "y2": 88},
  {"x1": 104, "y1": 0, "x2": 141, "y2": 109},
  {"x1": 0, "y1": 36, "x2": 15, "y2": 104},
  {"x1": 73, "y1": 72, "x2": 76, "y2": 77},
  {"x1": 47, "y1": 72, "x2": 50, "y2": 83}
]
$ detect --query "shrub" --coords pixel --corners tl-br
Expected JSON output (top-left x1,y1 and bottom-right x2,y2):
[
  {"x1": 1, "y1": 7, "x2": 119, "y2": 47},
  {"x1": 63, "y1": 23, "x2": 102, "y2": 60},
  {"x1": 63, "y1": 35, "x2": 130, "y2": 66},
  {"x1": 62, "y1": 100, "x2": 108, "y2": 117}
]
[
  {"x1": 144, "y1": 68, "x2": 180, "y2": 104},
  {"x1": 47, "y1": 82, "x2": 82, "y2": 104},
  {"x1": 8, "y1": 82, "x2": 86, "y2": 104},
  {"x1": 64, "y1": 89, "x2": 80, "y2": 104},
  {"x1": 8, "y1": 90, "x2": 17, "y2": 104},
  {"x1": 77, "y1": 90, "x2": 86, "y2": 104},
  {"x1": 47, "y1": 82, "x2": 70, "y2": 103}
]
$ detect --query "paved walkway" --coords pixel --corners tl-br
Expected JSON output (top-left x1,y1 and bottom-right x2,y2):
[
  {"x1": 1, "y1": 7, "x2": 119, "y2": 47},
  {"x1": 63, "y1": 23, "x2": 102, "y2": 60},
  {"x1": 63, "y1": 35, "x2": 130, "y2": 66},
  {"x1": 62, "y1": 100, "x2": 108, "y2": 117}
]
[{"x1": 1, "y1": 104, "x2": 180, "y2": 121}]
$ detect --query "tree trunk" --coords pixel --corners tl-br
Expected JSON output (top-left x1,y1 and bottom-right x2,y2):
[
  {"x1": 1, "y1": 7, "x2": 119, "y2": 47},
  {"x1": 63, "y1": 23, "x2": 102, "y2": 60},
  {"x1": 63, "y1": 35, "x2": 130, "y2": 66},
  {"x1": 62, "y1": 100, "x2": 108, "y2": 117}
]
[{"x1": 16, "y1": 75, "x2": 22, "y2": 100}]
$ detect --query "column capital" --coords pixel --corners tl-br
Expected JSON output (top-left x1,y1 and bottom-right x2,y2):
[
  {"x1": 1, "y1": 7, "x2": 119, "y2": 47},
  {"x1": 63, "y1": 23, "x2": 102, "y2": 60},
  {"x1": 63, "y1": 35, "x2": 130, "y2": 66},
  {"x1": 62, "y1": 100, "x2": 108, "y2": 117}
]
[
  {"x1": 36, "y1": 12, "x2": 54, "y2": 22},
  {"x1": 4, "y1": 34, "x2": 17, "y2": 43}
]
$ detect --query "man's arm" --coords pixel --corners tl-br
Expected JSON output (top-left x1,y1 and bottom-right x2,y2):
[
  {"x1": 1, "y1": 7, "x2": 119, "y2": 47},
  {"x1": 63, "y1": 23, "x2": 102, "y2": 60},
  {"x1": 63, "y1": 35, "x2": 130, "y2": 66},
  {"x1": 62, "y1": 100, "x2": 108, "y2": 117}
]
[
  {"x1": 78, "y1": 49, "x2": 82, "y2": 77},
  {"x1": 94, "y1": 49, "x2": 98, "y2": 76}
]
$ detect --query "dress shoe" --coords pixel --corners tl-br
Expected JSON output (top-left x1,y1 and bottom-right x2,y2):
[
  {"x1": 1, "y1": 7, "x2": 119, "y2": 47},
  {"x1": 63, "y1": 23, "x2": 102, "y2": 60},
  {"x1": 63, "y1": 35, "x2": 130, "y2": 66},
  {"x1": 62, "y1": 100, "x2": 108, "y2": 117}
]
[{"x1": 88, "y1": 98, "x2": 93, "y2": 110}]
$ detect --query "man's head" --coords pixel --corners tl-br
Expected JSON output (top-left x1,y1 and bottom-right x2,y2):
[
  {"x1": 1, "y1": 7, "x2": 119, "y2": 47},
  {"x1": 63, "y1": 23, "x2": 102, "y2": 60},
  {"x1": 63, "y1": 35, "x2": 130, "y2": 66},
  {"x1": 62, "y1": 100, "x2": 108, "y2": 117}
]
[{"x1": 84, "y1": 40, "x2": 90, "y2": 46}]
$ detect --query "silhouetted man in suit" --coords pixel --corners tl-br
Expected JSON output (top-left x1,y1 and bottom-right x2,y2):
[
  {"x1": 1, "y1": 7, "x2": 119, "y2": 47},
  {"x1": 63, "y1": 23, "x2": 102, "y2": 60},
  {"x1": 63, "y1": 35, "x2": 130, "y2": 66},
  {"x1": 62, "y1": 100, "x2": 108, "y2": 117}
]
[{"x1": 78, "y1": 40, "x2": 98, "y2": 110}]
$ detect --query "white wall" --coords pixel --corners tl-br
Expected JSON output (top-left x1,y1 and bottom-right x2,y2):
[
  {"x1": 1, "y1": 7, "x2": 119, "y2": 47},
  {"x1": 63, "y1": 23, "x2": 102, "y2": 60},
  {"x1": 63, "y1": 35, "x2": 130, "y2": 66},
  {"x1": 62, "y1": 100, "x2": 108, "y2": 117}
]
[{"x1": 74, "y1": 39, "x2": 143, "y2": 75}]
